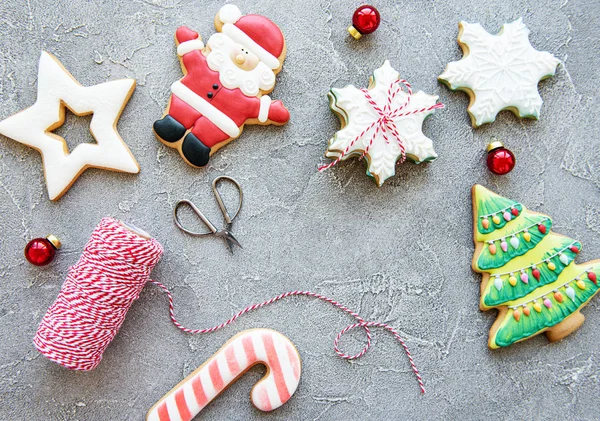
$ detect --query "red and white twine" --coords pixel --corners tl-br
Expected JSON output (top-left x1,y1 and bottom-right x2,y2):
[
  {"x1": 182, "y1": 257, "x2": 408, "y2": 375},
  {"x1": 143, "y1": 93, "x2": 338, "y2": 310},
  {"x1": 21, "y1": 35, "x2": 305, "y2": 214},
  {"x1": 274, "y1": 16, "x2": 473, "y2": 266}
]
[
  {"x1": 153, "y1": 284, "x2": 425, "y2": 393},
  {"x1": 318, "y1": 79, "x2": 444, "y2": 172},
  {"x1": 34, "y1": 217, "x2": 424, "y2": 393},
  {"x1": 34, "y1": 218, "x2": 164, "y2": 371}
]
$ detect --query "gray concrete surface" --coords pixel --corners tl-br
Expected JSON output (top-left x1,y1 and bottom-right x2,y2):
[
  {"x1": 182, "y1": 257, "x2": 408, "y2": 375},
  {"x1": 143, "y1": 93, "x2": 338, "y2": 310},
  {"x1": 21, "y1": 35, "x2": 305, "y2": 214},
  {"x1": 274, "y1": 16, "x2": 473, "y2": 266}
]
[{"x1": 1, "y1": 0, "x2": 599, "y2": 420}]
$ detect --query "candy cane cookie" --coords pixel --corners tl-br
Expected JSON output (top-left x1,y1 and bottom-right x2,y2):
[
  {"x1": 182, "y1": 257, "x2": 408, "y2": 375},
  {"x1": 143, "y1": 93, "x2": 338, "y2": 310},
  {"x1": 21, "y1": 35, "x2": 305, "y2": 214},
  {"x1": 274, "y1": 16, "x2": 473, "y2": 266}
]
[{"x1": 147, "y1": 329, "x2": 301, "y2": 420}]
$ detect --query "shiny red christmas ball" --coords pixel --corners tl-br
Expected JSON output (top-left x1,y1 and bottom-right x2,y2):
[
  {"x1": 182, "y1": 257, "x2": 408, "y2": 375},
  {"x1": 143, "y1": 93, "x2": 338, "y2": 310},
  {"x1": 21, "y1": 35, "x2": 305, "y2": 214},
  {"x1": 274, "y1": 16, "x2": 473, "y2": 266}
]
[
  {"x1": 25, "y1": 235, "x2": 61, "y2": 266},
  {"x1": 348, "y1": 5, "x2": 381, "y2": 39},
  {"x1": 486, "y1": 142, "x2": 515, "y2": 175}
]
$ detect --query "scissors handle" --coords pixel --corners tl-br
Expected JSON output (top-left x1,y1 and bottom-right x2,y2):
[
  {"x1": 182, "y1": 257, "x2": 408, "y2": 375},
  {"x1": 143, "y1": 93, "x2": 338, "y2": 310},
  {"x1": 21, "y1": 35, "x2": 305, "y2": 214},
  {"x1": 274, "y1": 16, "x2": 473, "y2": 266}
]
[
  {"x1": 212, "y1": 176, "x2": 243, "y2": 225},
  {"x1": 173, "y1": 199, "x2": 218, "y2": 236}
]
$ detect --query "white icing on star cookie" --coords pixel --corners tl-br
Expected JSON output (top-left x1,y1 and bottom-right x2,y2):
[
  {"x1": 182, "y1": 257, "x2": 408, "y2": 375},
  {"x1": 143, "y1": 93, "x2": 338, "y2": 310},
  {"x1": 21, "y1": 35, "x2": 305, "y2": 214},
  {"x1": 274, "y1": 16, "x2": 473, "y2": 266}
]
[
  {"x1": 0, "y1": 51, "x2": 139, "y2": 201},
  {"x1": 321, "y1": 60, "x2": 442, "y2": 186},
  {"x1": 439, "y1": 18, "x2": 560, "y2": 127}
]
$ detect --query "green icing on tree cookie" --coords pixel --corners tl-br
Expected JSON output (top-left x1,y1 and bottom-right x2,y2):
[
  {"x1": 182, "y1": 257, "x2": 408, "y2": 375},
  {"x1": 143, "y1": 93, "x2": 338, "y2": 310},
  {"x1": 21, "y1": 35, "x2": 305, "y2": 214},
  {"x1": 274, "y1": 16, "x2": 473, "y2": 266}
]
[
  {"x1": 474, "y1": 187, "x2": 523, "y2": 234},
  {"x1": 471, "y1": 185, "x2": 600, "y2": 349},
  {"x1": 493, "y1": 270, "x2": 600, "y2": 347},
  {"x1": 476, "y1": 215, "x2": 552, "y2": 270},
  {"x1": 482, "y1": 239, "x2": 582, "y2": 307}
]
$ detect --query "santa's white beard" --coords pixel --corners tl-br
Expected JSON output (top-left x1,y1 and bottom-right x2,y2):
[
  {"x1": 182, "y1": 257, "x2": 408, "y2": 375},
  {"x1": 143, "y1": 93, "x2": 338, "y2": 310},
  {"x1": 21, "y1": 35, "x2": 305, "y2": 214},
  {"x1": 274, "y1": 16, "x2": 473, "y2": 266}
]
[{"x1": 207, "y1": 33, "x2": 276, "y2": 97}]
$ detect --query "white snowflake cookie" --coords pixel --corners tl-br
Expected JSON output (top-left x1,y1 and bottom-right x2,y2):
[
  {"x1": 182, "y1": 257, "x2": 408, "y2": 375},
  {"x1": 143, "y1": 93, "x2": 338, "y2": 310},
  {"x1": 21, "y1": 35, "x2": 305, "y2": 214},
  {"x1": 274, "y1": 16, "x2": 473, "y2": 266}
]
[
  {"x1": 439, "y1": 18, "x2": 560, "y2": 127},
  {"x1": 319, "y1": 60, "x2": 444, "y2": 186}
]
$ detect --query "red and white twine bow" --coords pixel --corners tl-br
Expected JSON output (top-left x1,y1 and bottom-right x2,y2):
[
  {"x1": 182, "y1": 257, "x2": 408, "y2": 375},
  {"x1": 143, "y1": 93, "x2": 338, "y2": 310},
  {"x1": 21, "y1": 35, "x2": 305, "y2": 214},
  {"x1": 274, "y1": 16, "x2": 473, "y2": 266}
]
[
  {"x1": 319, "y1": 79, "x2": 444, "y2": 171},
  {"x1": 153, "y1": 284, "x2": 425, "y2": 393},
  {"x1": 34, "y1": 218, "x2": 425, "y2": 393}
]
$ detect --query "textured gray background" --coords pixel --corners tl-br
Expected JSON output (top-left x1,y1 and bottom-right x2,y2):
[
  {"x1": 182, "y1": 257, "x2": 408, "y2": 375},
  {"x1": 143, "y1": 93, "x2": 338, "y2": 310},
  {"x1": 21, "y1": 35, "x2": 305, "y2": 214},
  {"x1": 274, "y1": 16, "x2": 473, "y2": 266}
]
[{"x1": 1, "y1": 0, "x2": 599, "y2": 420}]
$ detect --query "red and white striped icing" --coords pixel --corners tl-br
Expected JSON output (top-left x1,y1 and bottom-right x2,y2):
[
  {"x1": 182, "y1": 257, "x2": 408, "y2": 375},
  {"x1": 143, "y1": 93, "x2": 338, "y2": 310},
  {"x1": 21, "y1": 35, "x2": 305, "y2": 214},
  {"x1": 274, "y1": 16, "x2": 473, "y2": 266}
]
[{"x1": 147, "y1": 329, "x2": 301, "y2": 420}]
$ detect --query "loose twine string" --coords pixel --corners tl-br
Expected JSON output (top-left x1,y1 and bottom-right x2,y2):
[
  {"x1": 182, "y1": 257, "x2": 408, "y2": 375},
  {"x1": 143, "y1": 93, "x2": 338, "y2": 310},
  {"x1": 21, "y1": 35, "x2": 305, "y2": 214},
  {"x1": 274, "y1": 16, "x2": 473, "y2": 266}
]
[
  {"x1": 318, "y1": 79, "x2": 444, "y2": 172},
  {"x1": 34, "y1": 217, "x2": 425, "y2": 393}
]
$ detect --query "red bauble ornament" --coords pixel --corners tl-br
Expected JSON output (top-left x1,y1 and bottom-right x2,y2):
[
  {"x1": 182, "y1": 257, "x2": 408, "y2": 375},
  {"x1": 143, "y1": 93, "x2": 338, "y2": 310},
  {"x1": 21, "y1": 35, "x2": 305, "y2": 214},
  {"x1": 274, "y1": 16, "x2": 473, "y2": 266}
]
[
  {"x1": 25, "y1": 235, "x2": 61, "y2": 266},
  {"x1": 348, "y1": 5, "x2": 381, "y2": 39},
  {"x1": 486, "y1": 141, "x2": 515, "y2": 175}
]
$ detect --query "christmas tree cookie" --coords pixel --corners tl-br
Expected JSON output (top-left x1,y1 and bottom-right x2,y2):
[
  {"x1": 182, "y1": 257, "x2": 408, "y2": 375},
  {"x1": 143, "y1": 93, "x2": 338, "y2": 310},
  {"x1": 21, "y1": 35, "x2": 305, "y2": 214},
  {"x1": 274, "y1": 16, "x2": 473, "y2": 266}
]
[{"x1": 472, "y1": 185, "x2": 600, "y2": 349}]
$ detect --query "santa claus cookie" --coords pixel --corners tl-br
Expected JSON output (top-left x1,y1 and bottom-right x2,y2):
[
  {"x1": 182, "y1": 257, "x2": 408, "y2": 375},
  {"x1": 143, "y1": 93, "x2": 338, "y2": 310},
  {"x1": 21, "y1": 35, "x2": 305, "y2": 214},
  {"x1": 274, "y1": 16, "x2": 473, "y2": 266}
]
[{"x1": 154, "y1": 4, "x2": 290, "y2": 167}]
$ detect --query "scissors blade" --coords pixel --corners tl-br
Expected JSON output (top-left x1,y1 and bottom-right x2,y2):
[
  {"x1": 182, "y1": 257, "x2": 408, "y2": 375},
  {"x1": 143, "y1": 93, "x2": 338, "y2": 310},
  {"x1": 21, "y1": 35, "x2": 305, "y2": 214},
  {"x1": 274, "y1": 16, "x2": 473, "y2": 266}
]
[
  {"x1": 215, "y1": 229, "x2": 242, "y2": 253},
  {"x1": 224, "y1": 231, "x2": 242, "y2": 251}
]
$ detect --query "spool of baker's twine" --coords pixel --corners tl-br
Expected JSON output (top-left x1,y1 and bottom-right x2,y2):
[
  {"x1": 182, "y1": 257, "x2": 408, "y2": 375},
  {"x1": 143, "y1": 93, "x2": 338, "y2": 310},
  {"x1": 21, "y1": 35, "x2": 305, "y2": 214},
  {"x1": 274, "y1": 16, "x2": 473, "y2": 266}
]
[{"x1": 33, "y1": 217, "x2": 424, "y2": 393}]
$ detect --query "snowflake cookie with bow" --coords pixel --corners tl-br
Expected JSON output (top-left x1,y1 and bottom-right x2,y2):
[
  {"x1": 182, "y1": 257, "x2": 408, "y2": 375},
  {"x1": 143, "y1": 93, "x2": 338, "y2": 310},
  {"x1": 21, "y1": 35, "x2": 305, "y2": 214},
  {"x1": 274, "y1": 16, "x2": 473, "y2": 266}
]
[
  {"x1": 439, "y1": 18, "x2": 560, "y2": 127},
  {"x1": 319, "y1": 60, "x2": 444, "y2": 186}
]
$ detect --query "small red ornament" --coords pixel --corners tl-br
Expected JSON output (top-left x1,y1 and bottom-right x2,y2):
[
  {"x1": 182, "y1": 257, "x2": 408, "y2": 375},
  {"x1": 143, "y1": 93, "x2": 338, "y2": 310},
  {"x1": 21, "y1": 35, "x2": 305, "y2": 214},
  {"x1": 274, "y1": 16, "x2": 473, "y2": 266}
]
[
  {"x1": 538, "y1": 224, "x2": 547, "y2": 235},
  {"x1": 348, "y1": 5, "x2": 381, "y2": 39},
  {"x1": 511, "y1": 207, "x2": 519, "y2": 217},
  {"x1": 24, "y1": 235, "x2": 61, "y2": 266},
  {"x1": 486, "y1": 141, "x2": 515, "y2": 175},
  {"x1": 588, "y1": 271, "x2": 597, "y2": 284},
  {"x1": 570, "y1": 246, "x2": 579, "y2": 253}
]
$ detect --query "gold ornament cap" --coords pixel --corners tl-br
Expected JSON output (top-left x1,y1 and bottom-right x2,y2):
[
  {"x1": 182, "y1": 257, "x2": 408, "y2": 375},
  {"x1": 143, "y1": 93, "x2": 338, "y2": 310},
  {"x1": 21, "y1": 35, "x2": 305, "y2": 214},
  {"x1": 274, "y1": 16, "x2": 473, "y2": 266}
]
[
  {"x1": 486, "y1": 141, "x2": 504, "y2": 153},
  {"x1": 348, "y1": 26, "x2": 362, "y2": 40},
  {"x1": 46, "y1": 234, "x2": 61, "y2": 249}
]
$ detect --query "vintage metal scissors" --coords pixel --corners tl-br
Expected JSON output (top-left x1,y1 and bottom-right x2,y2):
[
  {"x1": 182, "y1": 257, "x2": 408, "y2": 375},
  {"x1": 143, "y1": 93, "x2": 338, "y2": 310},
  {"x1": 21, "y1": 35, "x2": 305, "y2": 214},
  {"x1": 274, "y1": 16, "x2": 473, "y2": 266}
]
[{"x1": 173, "y1": 176, "x2": 243, "y2": 253}]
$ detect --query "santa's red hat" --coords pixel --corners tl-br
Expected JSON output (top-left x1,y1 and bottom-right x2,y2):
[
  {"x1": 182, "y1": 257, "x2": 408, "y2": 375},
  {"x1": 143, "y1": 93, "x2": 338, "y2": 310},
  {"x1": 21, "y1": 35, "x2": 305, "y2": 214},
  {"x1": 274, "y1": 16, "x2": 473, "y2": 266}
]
[{"x1": 217, "y1": 4, "x2": 285, "y2": 69}]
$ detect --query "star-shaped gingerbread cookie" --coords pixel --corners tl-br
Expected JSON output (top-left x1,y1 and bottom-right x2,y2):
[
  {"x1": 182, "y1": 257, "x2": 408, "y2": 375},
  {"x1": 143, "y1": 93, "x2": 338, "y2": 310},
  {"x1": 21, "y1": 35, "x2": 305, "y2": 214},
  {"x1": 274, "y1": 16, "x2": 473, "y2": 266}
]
[
  {"x1": 0, "y1": 51, "x2": 139, "y2": 200},
  {"x1": 439, "y1": 18, "x2": 560, "y2": 127}
]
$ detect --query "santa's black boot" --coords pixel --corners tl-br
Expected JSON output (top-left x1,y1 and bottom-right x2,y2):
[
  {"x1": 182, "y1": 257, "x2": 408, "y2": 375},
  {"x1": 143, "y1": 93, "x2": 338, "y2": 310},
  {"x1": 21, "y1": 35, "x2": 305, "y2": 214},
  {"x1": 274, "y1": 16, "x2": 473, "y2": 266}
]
[
  {"x1": 154, "y1": 115, "x2": 186, "y2": 143},
  {"x1": 182, "y1": 133, "x2": 211, "y2": 167}
]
